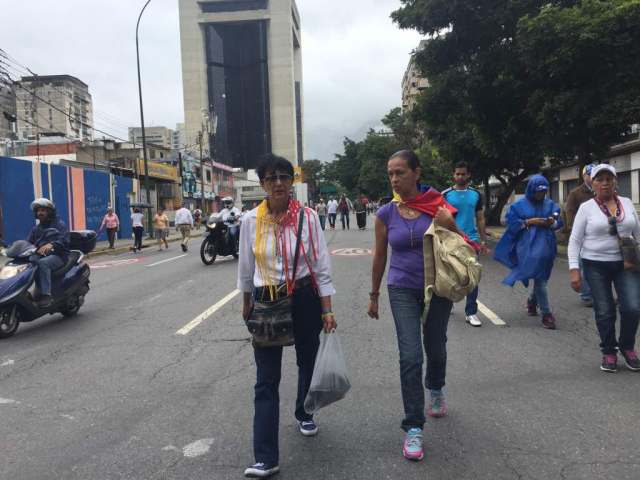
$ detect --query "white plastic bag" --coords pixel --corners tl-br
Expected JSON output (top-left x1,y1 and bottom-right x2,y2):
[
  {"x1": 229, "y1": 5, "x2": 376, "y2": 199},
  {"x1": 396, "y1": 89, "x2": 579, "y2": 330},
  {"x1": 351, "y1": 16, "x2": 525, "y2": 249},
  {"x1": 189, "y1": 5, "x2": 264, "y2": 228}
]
[{"x1": 304, "y1": 331, "x2": 351, "y2": 415}]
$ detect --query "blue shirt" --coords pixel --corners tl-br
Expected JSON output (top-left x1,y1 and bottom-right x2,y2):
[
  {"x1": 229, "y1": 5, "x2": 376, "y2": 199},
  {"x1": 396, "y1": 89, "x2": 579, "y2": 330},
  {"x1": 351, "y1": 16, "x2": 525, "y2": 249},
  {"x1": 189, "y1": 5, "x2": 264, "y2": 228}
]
[{"x1": 443, "y1": 188, "x2": 482, "y2": 241}]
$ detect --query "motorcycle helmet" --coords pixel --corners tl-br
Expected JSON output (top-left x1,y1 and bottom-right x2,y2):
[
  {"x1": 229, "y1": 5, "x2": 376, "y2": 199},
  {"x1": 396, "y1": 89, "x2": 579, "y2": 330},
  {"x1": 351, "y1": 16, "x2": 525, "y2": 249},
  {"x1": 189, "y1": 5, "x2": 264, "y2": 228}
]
[
  {"x1": 222, "y1": 196, "x2": 234, "y2": 208},
  {"x1": 31, "y1": 198, "x2": 56, "y2": 219}
]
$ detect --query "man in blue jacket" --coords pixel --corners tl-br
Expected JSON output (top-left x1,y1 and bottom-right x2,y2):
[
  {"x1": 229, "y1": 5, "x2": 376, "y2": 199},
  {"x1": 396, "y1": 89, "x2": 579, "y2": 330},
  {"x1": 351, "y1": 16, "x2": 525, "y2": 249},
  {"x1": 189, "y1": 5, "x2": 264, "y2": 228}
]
[
  {"x1": 494, "y1": 175, "x2": 563, "y2": 330},
  {"x1": 27, "y1": 198, "x2": 70, "y2": 308}
]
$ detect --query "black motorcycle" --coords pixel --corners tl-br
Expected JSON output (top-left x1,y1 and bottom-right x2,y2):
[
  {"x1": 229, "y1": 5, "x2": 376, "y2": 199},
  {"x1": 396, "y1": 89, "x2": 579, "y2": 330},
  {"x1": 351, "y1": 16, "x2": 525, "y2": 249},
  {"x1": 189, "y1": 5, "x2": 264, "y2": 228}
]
[
  {"x1": 200, "y1": 213, "x2": 239, "y2": 265},
  {"x1": 0, "y1": 230, "x2": 95, "y2": 338}
]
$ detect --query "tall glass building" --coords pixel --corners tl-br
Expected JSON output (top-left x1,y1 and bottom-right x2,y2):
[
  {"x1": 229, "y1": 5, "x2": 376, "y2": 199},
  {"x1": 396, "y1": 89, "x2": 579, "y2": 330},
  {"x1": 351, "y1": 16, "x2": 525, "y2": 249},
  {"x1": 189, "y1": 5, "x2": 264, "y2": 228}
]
[{"x1": 179, "y1": 0, "x2": 303, "y2": 170}]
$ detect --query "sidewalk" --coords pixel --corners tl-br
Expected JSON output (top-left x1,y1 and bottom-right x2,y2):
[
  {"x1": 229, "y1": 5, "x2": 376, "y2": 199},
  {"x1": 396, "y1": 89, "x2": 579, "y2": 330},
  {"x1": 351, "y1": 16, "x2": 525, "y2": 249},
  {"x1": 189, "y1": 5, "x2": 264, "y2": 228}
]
[{"x1": 87, "y1": 228, "x2": 205, "y2": 258}]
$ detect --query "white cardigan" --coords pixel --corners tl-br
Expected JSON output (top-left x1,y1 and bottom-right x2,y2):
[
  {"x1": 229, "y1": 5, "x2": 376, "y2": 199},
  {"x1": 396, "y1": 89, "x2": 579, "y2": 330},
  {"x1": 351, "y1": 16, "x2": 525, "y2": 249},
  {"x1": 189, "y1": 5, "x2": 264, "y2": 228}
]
[{"x1": 237, "y1": 207, "x2": 336, "y2": 297}]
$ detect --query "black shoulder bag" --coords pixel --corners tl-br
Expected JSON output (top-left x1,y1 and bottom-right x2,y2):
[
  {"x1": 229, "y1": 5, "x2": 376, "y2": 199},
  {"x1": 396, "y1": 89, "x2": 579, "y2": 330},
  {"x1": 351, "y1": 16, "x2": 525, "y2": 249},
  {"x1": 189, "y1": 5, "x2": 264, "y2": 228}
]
[{"x1": 246, "y1": 208, "x2": 305, "y2": 348}]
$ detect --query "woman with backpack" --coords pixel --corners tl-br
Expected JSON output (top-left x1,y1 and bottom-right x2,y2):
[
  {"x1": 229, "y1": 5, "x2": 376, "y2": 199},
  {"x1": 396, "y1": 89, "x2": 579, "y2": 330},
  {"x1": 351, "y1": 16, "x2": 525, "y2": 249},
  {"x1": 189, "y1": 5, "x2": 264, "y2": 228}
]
[{"x1": 367, "y1": 149, "x2": 463, "y2": 462}]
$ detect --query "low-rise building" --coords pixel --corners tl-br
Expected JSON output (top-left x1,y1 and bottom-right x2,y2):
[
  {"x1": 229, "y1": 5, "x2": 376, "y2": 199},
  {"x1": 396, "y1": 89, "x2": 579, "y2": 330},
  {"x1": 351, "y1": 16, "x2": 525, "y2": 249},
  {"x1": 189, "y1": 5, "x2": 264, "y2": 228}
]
[{"x1": 128, "y1": 126, "x2": 174, "y2": 150}]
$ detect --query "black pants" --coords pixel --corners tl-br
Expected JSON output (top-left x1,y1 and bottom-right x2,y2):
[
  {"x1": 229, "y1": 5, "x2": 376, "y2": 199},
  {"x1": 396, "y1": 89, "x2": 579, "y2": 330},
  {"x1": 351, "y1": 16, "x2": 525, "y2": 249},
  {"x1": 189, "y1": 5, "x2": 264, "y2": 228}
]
[
  {"x1": 340, "y1": 212, "x2": 350, "y2": 229},
  {"x1": 328, "y1": 213, "x2": 337, "y2": 228},
  {"x1": 106, "y1": 228, "x2": 117, "y2": 248},
  {"x1": 252, "y1": 284, "x2": 323, "y2": 466},
  {"x1": 356, "y1": 212, "x2": 366, "y2": 229},
  {"x1": 133, "y1": 226, "x2": 144, "y2": 250}
]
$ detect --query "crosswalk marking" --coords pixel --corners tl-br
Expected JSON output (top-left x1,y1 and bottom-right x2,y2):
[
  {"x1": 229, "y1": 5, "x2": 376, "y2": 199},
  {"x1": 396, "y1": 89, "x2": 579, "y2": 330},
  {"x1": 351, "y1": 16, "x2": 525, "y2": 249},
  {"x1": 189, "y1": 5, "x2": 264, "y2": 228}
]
[{"x1": 477, "y1": 301, "x2": 507, "y2": 326}]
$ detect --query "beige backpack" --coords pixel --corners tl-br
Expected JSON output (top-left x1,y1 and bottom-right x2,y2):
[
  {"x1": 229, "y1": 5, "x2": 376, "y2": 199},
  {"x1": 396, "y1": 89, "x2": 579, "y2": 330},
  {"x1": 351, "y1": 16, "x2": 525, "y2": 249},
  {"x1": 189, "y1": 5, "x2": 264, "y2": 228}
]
[{"x1": 422, "y1": 222, "x2": 482, "y2": 317}]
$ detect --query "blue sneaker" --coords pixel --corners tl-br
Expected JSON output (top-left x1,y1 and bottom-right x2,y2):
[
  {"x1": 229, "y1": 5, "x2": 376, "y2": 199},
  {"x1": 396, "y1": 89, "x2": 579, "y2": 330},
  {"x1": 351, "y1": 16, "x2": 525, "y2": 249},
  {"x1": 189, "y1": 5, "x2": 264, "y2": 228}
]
[
  {"x1": 244, "y1": 463, "x2": 280, "y2": 478},
  {"x1": 298, "y1": 420, "x2": 318, "y2": 436},
  {"x1": 428, "y1": 390, "x2": 448, "y2": 418},
  {"x1": 403, "y1": 428, "x2": 424, "y2": 461}
]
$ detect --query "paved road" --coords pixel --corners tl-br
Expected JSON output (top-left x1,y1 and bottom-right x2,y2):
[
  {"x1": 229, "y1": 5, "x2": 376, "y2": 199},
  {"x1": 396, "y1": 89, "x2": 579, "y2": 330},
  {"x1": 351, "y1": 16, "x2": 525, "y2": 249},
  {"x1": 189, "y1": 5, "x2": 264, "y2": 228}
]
[{"x1": 1, "y1": 220, "x2": 639, "y2": 479}]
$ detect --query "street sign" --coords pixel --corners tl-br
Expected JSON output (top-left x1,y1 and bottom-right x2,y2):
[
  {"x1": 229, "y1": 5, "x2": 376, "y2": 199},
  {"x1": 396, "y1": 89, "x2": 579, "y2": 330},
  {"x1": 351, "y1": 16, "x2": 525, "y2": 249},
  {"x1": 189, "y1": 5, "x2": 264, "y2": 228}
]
[{"x1": 331, "y1": 248, "x2": 372, "y2": 256}]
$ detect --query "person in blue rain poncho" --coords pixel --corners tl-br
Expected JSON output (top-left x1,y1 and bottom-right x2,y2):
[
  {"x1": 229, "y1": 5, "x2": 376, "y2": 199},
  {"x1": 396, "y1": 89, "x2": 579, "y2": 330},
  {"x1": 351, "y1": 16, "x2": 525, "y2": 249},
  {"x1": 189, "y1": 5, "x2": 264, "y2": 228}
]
[{"x1": 494, "y1": 175, "x2": 563, "y2": 330}]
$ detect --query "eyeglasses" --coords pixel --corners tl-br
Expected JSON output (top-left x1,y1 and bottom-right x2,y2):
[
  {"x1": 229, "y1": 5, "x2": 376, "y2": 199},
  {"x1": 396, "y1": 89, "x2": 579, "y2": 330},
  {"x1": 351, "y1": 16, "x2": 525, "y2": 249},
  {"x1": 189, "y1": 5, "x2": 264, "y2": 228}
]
[
  {"x1": 608, "y1": 216, "x2": 618, "y2": 236},
  {"x1": 264, "y1": 173, "x2": 293, "y2": 184}
]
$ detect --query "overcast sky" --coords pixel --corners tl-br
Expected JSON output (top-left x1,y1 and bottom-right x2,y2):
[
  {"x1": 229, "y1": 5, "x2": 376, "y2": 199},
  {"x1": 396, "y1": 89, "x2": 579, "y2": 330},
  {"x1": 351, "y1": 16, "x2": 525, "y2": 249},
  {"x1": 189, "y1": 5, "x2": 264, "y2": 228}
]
[{"x1": 0, "y1": 0, "x2": 422, "y2": 161}]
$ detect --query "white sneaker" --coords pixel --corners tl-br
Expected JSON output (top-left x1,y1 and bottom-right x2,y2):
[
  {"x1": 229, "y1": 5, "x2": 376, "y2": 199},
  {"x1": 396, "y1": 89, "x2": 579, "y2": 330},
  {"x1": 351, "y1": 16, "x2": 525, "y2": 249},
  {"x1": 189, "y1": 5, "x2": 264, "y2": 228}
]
[
  {"x1": 244, "y1": 463, "x2": 280, "y2": 478},
  {"x1": 466, "y1": 314, "x2": 482, "y2": 327}
]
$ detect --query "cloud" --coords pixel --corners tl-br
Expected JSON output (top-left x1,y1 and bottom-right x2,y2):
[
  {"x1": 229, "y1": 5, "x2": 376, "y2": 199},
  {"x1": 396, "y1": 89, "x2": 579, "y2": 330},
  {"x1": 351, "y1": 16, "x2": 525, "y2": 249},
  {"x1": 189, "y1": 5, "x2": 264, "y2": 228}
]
[{"x1": 1, "y1": 0, "x2": 421, "y2": 161}]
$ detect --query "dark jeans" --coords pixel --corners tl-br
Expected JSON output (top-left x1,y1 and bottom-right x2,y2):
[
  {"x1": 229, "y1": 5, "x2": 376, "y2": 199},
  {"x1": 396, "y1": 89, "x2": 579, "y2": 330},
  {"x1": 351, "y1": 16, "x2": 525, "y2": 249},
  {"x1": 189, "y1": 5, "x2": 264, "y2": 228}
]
[
  {"x1": 465, "y1": 286, "x2": 479, "y2": 316},
  {"x1": 340, "y1": 212, "x2": 350, "y2": 229},
  {"x1": 106, "y1": 228, "x2": 117, "y2": 248},
  {"x1": 31, "y1": 254, "x2": 65, "y2": 296},
  {"x1": 133, "y1": 226, "x2": 144, "y2": 250},
  {"x1": 328, "y1": 213, "x2": 337, "y2": 228},
  {"x1": 252, "y1": 283, "x2": 323, "y2": 466},
  {"x1": 582, "y1": 259, "x2": 640, "y2": 354},
  {"x1": 388, "y1": 285, "x2": 453, "y2": 432}
]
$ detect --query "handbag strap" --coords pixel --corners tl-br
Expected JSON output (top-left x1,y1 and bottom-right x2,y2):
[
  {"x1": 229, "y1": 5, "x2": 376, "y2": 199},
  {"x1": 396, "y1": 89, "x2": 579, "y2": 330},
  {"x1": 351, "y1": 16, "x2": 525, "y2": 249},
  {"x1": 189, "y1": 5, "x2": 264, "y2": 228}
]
[{"x1": 291, "y1": 207, "x2": 305, "y2": 286}]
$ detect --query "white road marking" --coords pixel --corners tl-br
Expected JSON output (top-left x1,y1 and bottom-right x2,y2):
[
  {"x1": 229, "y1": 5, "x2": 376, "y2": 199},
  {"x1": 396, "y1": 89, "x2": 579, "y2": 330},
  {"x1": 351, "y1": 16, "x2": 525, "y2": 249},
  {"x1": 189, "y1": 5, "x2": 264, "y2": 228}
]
[
  {"x1": 176, "y1": 289, "x2": 240, "y2": 335},
  {"x1": 1, "y1": 359, "x2": 15, "y2": 367},
  {"x1": 146, "y1": 254, "x2": 188, "y2": 268},
  {"x1": 0, "y1": 397, "x2": 17, "y2": 405},
  {"x1": 182, "y1": 438, "x2": 215, "y2": 458},
  {"x1": 477, "y1": 301, "x2": 507, "y2": 326}
]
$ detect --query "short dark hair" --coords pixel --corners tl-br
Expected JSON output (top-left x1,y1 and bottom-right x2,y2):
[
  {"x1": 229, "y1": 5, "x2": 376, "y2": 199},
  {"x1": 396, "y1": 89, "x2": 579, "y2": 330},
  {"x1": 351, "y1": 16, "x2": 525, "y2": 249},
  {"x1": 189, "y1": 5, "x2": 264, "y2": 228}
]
[
  {"x1": 390, "y1": 150, "x2": 420, "y2": 171},
  {"x1": 454, "y1": 161, "x2": 470, "y2": 172},
  {"x1": 256, "y1": 154, "x2": 294, "y2": 180}
]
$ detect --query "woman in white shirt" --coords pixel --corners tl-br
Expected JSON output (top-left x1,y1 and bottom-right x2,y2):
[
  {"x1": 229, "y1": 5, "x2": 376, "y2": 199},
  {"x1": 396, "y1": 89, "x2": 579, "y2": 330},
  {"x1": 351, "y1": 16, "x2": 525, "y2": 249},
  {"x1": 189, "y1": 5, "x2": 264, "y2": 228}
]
[
  {"x1": 569, "y1": 164, "x2": 640, "y2": 373},
  {"x1": 130, "y1": 207, "x2": 145, "y2": 253},
  {"x1": 237, "y1": 154, "x2": 336, "y2": 479}
]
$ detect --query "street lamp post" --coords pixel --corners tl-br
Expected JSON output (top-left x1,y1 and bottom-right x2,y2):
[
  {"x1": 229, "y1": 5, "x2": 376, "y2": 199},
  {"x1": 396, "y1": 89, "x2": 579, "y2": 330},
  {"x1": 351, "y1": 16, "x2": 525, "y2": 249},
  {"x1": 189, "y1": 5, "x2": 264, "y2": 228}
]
[{"x1": 136, "y1": 0, "x2": 153, "y2": 238}]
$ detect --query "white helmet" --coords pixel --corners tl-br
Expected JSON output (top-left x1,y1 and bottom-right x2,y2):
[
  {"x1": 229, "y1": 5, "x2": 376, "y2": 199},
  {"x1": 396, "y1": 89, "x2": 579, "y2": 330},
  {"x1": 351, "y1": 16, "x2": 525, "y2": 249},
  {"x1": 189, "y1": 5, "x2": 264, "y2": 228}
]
[
  {"x1": 222, "y1": 196, "x2": 234, "y2": 206},
  {"x1": 31, "y1": 198, "x2": 55, "y2": 212}
]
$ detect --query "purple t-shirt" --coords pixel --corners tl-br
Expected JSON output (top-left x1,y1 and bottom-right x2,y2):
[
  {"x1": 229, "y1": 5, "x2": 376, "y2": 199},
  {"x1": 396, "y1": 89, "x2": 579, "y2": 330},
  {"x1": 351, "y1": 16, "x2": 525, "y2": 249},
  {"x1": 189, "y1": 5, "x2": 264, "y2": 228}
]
[{"x1": 377, "y1": 203, "x2": 432, "y2": 290}]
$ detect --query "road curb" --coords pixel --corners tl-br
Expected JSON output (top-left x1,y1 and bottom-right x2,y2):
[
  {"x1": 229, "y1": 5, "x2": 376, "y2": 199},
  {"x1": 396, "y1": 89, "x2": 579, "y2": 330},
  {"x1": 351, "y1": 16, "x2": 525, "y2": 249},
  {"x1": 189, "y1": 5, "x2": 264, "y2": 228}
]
[{"x1": 87, "y1": 231, "x2": 205, "y2": 259}]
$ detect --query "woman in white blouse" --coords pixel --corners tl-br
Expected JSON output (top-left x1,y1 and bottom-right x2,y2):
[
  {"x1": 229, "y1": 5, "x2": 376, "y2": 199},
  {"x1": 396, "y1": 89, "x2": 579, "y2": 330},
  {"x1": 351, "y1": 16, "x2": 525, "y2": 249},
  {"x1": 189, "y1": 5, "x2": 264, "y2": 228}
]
[
  {"x1": 569, "y1": 164, "x2": 640, "y2": 373},
  {"x1": 237, "y1": 154, "x2": 337, "y2": 479}
]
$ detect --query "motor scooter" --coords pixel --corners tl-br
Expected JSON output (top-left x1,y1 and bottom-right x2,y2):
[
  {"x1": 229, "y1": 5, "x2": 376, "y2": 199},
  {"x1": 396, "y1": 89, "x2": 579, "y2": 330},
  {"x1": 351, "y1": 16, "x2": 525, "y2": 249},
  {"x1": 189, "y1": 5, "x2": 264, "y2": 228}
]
[
  {"x1": 200, "y1": 212, "x2": 239, "y2": 265},
  {"x1": 0, "y1": 230, "x2": 95, "y2": 338}
]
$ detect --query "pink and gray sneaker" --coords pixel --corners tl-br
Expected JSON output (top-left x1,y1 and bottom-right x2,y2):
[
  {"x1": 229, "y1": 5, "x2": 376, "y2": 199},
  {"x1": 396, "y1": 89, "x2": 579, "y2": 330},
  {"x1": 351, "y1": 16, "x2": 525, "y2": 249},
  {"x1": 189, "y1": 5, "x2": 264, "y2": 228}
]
[
  {"x1": 620, "y1": 350, "x2": 640, "y2": 371},
  {"x1": 403, "y1": 428, "x2": 424, "y2": 461}
]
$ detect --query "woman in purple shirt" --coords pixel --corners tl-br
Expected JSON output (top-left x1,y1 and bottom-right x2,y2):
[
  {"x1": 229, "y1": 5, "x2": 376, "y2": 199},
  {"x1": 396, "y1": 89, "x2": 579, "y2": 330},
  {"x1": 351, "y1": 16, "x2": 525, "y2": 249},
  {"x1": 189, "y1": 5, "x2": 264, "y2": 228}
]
[{"x1": 368, "y1": 150, "x2": 461, "y2": 462}]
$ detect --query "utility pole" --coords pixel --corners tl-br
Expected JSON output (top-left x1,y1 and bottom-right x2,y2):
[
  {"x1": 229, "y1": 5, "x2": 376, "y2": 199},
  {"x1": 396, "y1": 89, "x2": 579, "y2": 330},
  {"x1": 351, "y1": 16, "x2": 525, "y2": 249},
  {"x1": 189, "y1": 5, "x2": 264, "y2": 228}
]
[
  {"x1": 198, "y1": 131, "x2": 205, "y2": 215},
  {"x1": 136, "y1": 0, "x2": 153, "y2": 237}
]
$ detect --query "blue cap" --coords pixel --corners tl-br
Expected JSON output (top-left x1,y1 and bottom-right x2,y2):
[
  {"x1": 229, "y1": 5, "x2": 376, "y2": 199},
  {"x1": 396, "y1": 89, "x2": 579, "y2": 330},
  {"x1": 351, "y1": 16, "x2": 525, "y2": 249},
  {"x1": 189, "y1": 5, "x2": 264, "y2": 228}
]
[{"x1": 583, "y1": 164, "x2": 597, "y2": 176}]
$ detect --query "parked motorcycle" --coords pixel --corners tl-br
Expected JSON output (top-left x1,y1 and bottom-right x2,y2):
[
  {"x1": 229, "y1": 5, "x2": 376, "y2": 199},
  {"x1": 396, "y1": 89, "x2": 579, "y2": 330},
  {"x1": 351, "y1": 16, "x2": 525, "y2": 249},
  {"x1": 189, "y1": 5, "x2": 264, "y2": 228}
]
[
  {"x1": 200, "y1": 213, "x2": 239, "y2": 265},
  {"x1": 0, "y1": 230, "x2": 96, "y2": 338}
]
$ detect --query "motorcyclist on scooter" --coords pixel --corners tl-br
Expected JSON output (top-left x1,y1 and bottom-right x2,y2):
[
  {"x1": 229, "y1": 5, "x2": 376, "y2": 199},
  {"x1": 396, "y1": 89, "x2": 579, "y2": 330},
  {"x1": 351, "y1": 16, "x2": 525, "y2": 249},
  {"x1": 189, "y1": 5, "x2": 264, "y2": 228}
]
[
  {"x1": 27, "y1": 198, "x2": 70, "y2": 308},
  {"x1": 219, "y1": 197, "x2": 241, "y2": 247}
]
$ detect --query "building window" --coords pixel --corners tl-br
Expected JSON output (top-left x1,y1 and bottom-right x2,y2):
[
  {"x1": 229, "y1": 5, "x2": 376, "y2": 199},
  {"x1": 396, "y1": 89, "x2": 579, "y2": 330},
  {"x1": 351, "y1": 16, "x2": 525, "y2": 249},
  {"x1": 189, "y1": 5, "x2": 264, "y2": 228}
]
[
  {"x1": 200, "y1": 0, "x2": 267, "y2": 13},
  {"x1": 206, "y1": 170, "x2": 212, "y2": 183}
]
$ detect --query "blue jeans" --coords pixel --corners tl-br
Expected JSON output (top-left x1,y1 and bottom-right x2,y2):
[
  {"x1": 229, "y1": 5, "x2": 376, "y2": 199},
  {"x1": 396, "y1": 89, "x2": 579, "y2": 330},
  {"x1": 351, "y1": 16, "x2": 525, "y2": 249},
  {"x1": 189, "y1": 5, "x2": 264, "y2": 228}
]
[
  {"x1": 528, "y1": 279, "x2": 551, "y2": 315},
  {"x1": 318, "y1": 215, "x2": 326, "y2": 230},
  {"x1": 388, "y1": 286, "x2": 453, "y2": 432},
  {"x1": 579, "y1": 258, "x2": 592, "y2": 301},
  {"x1": 465, "y1": 286, "x2": 479, "y2": 316},
  {"x1": 252, "y1": 284, "x2": 323, "y2": 466},
  {"x1": 582, "y1": 259, "x2": 640, "y2": 354},
  {"x1": 31, "y1": 254, "x2": 64, "y2": 296}
]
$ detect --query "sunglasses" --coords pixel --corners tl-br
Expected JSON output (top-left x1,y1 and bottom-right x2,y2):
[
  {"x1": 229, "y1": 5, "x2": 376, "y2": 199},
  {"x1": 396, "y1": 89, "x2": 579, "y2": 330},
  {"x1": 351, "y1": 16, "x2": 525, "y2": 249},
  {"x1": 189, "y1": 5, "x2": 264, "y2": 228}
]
[
  {"x1": 264, "y1": 173, "x2": 293, "y2": 184},
  {"x1": 608, "y1": 216, "x2": 618, "y2": 236}
]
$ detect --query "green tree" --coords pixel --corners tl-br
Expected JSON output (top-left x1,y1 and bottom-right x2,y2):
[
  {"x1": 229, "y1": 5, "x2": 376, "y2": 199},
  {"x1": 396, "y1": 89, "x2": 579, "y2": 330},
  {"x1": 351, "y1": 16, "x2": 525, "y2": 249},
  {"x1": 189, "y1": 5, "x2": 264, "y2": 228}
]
[
  {"x1": 357, "y1": 130, "x2": 401, "y2": 199},
  {"x1": 393, "y1": 0, "x2": 559, "y2": 224},
  {"x1": 301, "y1": 159, "x2": 323, "y2": 200},
  {"x1": 517, "y1": 0, "x2": 640, "y2": 164}
]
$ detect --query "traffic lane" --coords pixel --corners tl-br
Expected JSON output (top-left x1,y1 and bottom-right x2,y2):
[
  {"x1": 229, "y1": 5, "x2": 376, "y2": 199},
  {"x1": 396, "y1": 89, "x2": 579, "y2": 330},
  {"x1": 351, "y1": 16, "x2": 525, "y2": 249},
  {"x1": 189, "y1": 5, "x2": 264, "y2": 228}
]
[{"x1": 0, "y1": 245, "x2": 250, "y2": 479}]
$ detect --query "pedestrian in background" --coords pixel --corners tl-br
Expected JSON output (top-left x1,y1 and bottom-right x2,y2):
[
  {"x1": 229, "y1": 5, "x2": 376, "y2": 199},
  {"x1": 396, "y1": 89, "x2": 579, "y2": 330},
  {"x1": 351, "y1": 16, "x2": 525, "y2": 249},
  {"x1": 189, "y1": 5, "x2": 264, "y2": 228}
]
[
  {"x1": 569, "y1": 164, "x2": 640, "y2": 373},
  {"x1": 368, "y1": 150, "x2": 460, "y2": 462},
  {"x1": 194, "y1": 208, "x2": 203, "y2": 230},
  {"x1": 494, "y1": 175, "x2": 563, "y2": 330},
  {"x1": 327, "y1": 196, "x2": 338, "y2": 230},
  {"x1": 443, "y1": 161, "x2": 489, "y2": 327},
  {"x1": 131, "y1": 207, "x2": 144, "y2": 253},
  {"x1": 354, "y1": 196, "x2": 367, "y2": 230},
  {"x1": 175, "y1": 203, "x2": 194, "y2": 252},
  {"x1": 237, "y1": 154, "x2": 336, "y2": 478},
  {"x1": 565, "y1": 164, "x2": 597, "y2": 307},
  {"x1": 315, "y1": 198, "x2": 328, "y2": 230},
  {"x1": 100, "y1": 207, "x2": 120, "y2": 249},
  {"x1": 338, "y1": 195, "x2": 350, "y2": 230},
  {"x1": 153, "y1": 208, "x2": 170, "y2": 251}
]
